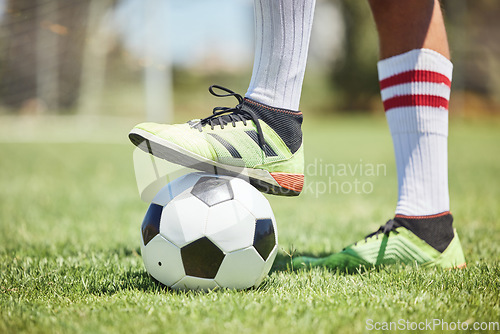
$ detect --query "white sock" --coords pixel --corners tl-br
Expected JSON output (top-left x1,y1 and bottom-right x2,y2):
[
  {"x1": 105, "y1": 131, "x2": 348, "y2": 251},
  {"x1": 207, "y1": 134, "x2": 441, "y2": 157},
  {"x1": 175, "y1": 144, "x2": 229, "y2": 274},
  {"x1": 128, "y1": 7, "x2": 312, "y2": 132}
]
[
  {"x1": 246, "y1": 0, "x2": 316, "y2": 111},
  {"x1": 377, "y1": 49, "x2": 453, "y2": 216}
]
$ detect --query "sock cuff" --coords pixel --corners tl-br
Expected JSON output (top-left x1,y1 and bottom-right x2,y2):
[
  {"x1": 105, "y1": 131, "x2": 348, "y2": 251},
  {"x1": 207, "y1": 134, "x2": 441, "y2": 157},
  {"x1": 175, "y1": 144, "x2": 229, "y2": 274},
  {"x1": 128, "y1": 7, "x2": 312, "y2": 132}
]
[
  {"x1": 244, "y1": 98, "x2": 303, "y2": 116},
  {"x1": 242, "y1": 98, "x2": 303, "y2": 154},
  {"x1": 377, "y1": 48, "x2": 453, "y2": 81},
  {"x1": 394, "y1": 212, "x2": 454, "y2": 253},
  {"x1": 379, "y1": 49, "x2": 452, "y2": 135},
  {"x1": 395, "y1": 211, "x2": 451, "y2": 219}
]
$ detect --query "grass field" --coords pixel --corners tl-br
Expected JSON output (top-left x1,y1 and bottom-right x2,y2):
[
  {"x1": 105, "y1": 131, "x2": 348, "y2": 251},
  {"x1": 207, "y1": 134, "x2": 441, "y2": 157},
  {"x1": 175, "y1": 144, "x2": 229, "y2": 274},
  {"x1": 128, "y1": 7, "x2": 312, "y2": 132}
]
[{"x1": 1, "y1": 115, "x2": 499, "y2": 333}]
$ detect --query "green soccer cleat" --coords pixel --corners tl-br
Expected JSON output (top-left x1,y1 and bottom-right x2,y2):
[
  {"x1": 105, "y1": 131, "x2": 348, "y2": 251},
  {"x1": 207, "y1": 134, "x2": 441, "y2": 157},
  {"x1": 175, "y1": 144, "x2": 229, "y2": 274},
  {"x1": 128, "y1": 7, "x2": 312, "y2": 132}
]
[
  {"x1": 292, "y1": 217, "x2": 466, "y2": 272},
  {"x1": 129, "y1": 85, "x2": 304, "y2": 196}
]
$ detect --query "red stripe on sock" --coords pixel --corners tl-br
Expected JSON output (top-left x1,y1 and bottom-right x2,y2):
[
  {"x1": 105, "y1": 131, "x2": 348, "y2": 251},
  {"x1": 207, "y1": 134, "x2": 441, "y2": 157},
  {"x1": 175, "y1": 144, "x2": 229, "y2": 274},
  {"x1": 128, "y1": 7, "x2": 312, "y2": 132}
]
[
  {"x1": 383, "y1": 94, "x2": 449, "y2": 112},
  {"x1": 380, "y1": 70, "x2": 451, "y2": 90}
]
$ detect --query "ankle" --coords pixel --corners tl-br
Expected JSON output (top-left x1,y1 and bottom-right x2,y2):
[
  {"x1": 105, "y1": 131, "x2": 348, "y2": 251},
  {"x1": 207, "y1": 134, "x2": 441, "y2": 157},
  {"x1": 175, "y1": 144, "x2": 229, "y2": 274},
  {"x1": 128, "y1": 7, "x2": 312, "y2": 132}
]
[
  {"x1": 394, "y1": 212, "x2": 455, "y2": 252},
  {"x1": 242, "y1": 98, "x2": 303, "y2": 154}
]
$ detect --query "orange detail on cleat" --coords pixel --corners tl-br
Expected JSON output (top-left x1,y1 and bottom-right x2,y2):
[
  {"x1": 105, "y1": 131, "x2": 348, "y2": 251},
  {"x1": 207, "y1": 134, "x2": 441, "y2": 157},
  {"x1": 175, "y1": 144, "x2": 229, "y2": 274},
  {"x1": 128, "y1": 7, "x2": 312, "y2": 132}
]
[
  {"x1": 448, "y1": 263, "x2": 466, "y2": 271},
  {"x1": 270, "y1": 172, "x2": 304, "y2": 193}
]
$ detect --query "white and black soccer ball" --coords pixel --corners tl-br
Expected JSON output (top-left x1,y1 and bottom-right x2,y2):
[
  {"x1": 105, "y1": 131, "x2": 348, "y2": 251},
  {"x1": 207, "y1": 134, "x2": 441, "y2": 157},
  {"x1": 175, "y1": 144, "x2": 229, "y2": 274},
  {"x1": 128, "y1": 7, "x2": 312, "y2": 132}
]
[{"x1": 140, "y1": 172, "x2": 278, "y2": 290}]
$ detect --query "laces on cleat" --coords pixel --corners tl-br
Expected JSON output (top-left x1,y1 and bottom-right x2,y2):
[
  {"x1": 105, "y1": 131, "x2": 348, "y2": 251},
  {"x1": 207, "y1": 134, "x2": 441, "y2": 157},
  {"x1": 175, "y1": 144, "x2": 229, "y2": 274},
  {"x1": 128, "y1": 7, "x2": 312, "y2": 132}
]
[
  {"x1": 352, "y1": 219, "x2": 401, "y2": 247},
  {"x1": 194, "y1": 85, "x2": 269, "y2": 156}
]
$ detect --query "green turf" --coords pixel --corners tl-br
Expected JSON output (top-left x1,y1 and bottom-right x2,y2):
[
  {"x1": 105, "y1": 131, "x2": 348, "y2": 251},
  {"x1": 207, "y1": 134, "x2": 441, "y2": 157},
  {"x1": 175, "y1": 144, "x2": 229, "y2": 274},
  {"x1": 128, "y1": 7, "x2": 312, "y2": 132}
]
[{"x1": 1, "y1": 116, "x2": 499, "y2": 334}]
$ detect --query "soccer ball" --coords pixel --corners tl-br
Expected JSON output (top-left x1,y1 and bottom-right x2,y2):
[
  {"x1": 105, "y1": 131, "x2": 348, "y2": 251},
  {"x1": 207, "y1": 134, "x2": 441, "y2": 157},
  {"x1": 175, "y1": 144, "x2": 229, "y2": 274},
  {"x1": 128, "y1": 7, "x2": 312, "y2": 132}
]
[{"x1": 140, "y1": 172, "x2": 278, "y2": 290}]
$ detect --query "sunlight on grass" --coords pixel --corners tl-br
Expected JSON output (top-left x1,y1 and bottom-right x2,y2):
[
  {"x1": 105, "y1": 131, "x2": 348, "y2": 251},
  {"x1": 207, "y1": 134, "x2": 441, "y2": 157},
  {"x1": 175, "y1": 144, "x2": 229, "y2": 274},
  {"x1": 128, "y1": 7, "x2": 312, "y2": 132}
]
[{"x1": 1, "y1": 116, "x2": 499, "y2": 334}]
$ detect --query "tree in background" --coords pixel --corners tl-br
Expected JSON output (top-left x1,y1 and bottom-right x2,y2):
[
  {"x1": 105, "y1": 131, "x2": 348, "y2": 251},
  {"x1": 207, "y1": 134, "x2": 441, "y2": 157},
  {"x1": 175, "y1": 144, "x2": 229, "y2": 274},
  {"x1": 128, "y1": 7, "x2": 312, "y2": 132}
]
[
  {"x1": 329, "y1": 0, "x2": 379, "y2": 111},
  {"x1": 0, "y1": 0, "x2": 498, "y2": 115},
  {"x1": 443, "y1": 0, "x2": 500, "y2": 108},
  {"x1": 328, "y1": 0, "x2": 500, "y2": 113}
]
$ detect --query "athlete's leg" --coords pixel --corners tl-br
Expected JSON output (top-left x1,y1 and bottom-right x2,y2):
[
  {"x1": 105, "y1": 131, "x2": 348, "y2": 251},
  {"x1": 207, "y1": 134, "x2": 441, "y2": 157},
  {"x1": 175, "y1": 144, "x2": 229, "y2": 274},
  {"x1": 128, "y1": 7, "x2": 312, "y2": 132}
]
[
  {"x1": 368, "y1": 0, "x2": 449, "y2": 59},
  {"x1": 293, "y1": 0, "x2": 465, "y2": 270},
  {"x1": 370, "y1": 0, "x2": 453, "y2": 220},
  {"x1": 246, "y1": 0, "x2": 316, "y2": 111},
  {"x1": 129, "y1": 1, "x2": 316, "y2": 196}
]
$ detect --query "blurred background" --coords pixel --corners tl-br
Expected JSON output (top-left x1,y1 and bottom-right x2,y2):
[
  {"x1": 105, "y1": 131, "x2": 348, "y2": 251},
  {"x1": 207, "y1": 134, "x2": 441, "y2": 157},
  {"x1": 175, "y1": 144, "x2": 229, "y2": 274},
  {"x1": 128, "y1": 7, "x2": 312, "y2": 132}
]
[{"x1": 0, "y1": 0, "x2": 499, "y2": 138}]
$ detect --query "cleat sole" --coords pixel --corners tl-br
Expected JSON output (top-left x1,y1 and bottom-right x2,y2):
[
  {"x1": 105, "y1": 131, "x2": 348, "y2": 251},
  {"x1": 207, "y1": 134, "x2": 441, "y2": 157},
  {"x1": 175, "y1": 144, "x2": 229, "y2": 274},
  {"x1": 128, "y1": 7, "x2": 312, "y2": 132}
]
[{"x1": 129, "y1": 128, "x2": 301, "y2": 196}]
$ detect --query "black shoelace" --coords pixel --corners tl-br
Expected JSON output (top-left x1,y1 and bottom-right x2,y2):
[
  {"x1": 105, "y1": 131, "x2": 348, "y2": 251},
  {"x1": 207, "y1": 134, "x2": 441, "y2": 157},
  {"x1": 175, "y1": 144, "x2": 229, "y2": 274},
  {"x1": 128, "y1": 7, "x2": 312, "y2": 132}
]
[
  {"x1": 353, "y1": 219, "x2": 401, "y2": 246},
  {"x1": 192, "y1": 85, "x2": 268, "y2": 155}
]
